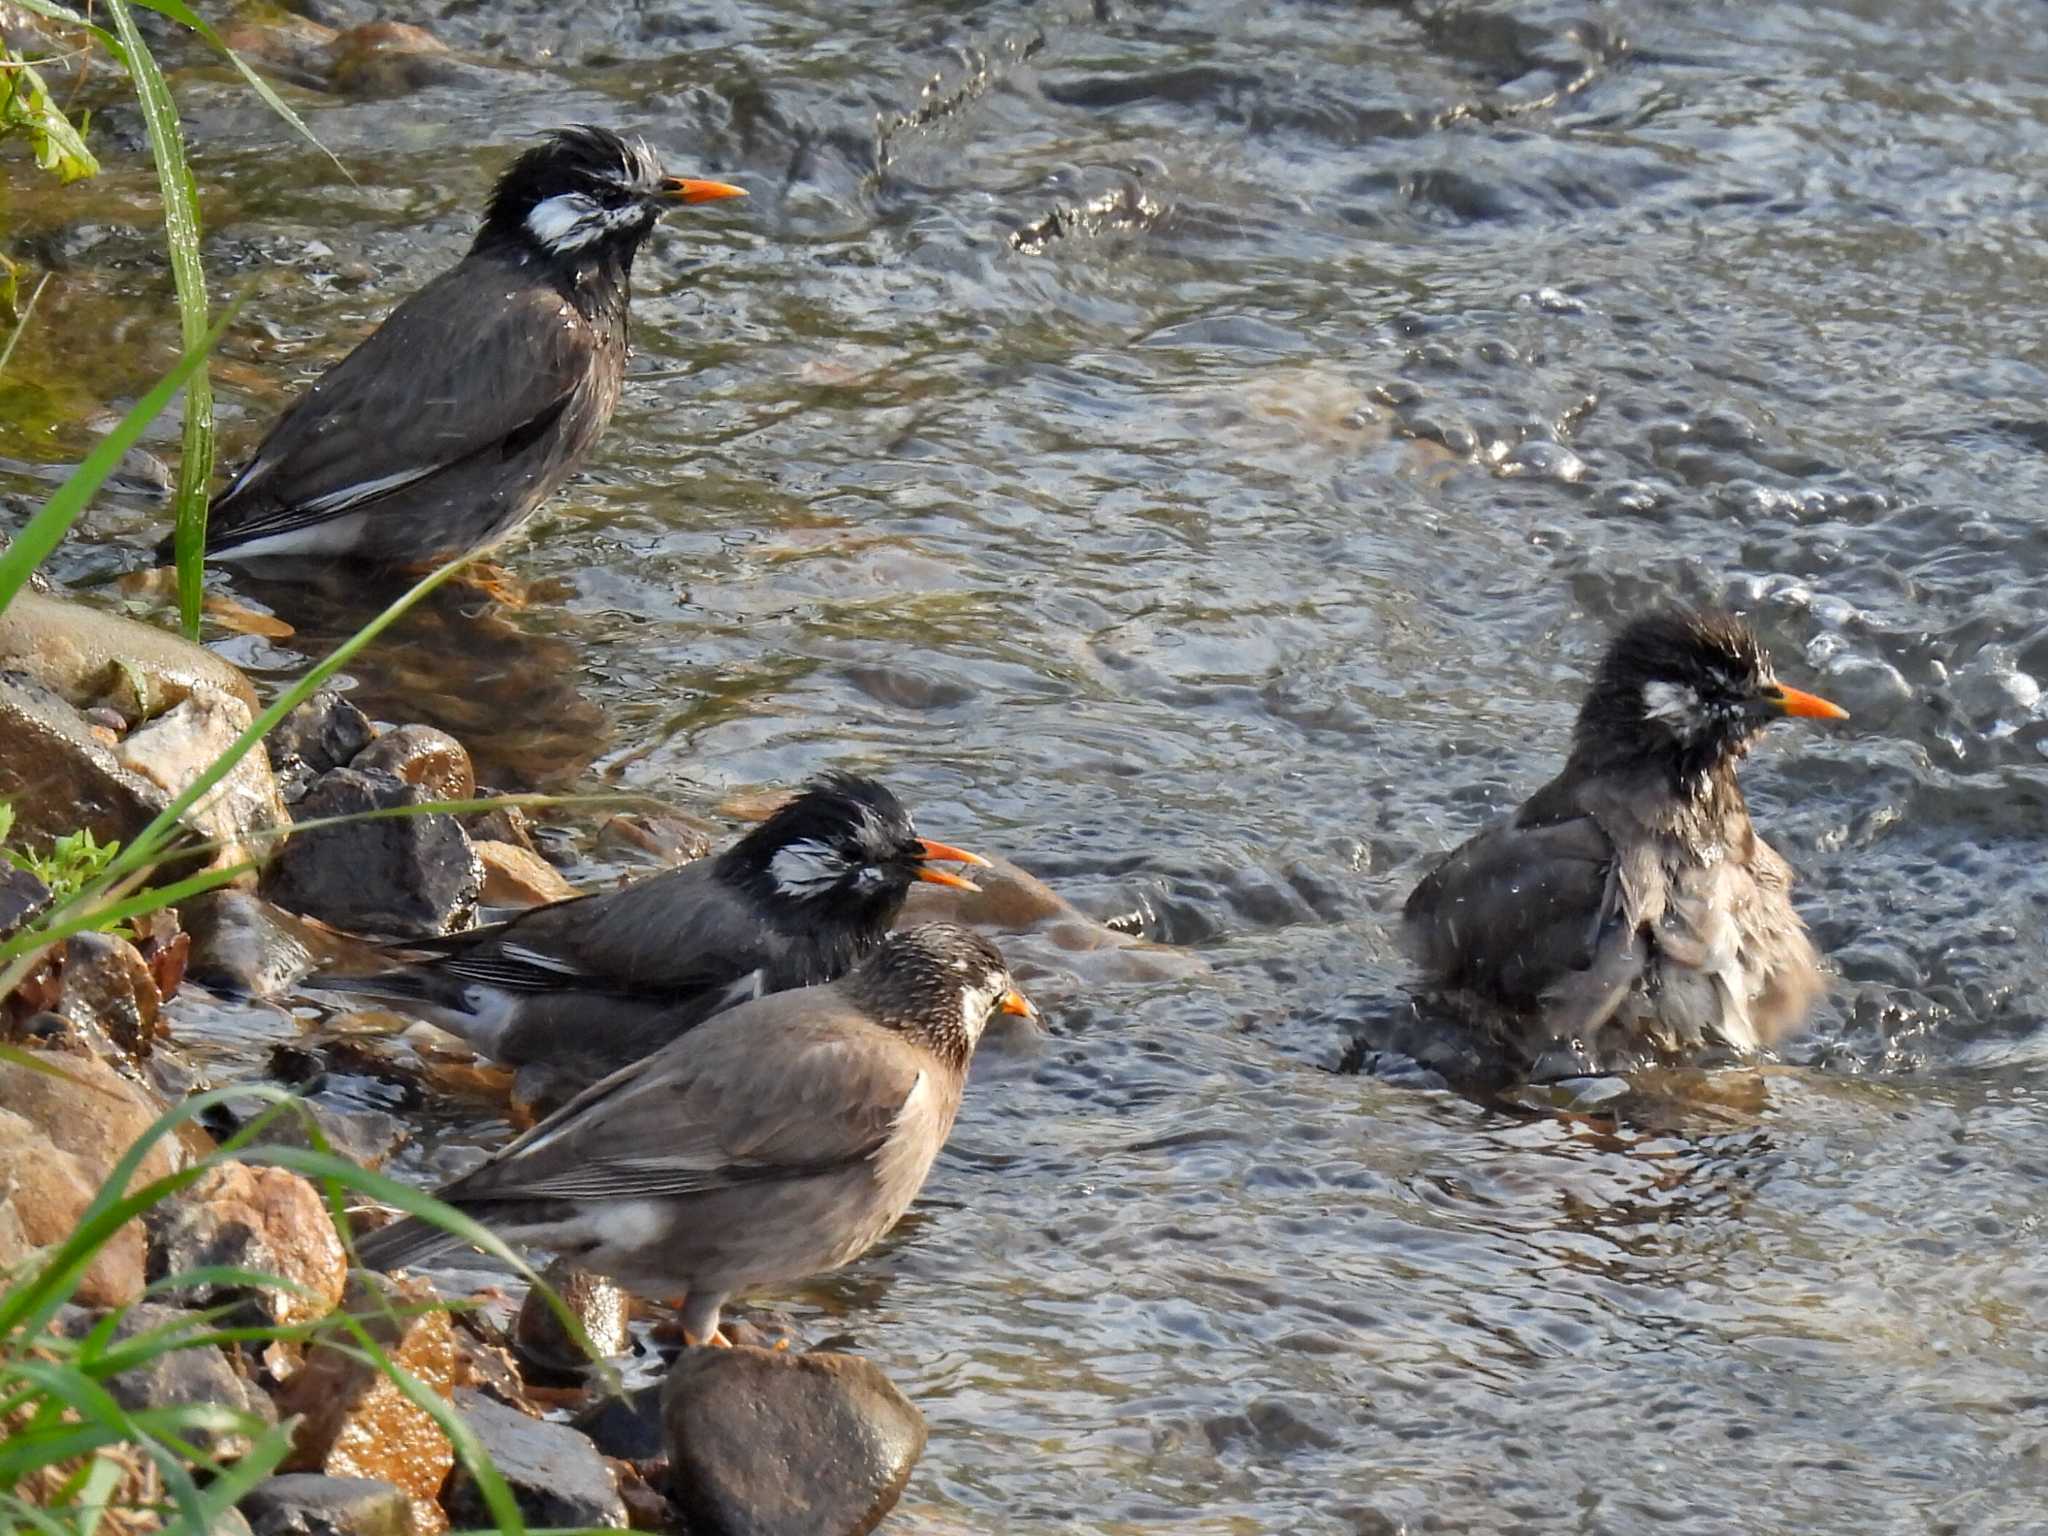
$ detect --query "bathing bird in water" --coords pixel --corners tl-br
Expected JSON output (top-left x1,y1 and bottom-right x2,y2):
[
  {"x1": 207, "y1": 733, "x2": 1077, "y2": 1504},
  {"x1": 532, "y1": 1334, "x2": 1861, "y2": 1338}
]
[{"x1": 1403, "y1": 608, "x2": 1848, "y2": 1081}]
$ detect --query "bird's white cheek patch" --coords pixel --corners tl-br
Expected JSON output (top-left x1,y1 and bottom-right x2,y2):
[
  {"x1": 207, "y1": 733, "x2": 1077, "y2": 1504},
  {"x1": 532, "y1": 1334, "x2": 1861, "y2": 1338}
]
[
  {"x1": 526, "y1": 194, "x2": 600, "y2": 251},
  {"x1": 769, "y1": 840, "x2": 849, "y2": 896},
  {"x1": 1642, "y1": 680, "x2": 1704, "y2": 736}
]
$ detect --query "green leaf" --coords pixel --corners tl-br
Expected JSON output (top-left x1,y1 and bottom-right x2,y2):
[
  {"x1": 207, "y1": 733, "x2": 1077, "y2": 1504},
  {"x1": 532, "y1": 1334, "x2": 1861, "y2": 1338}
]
[
  {"x1": 0, "y1": 297, "x2": 238, "y2": 617},
  {"x1": 0, "y1": 49, "x2": 101, "y2": 182},
  {"x1": 0, "y1": 270, "x2": 51, "y2": 378},
  {"x1": 104, "y1": 0, "x2": 213, "y2": 639}
]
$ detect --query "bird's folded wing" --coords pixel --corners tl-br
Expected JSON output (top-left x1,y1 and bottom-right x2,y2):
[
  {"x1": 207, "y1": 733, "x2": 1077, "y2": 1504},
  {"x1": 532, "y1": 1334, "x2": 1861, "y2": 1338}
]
[
  {"x1": 439, "y1": 1007, "x2": 923, "y2": 1205},
  {"x1": 1403, "y1": 811, "x2": 1619, "y2": 1007},
  {"x1": 400, "y1": 862, "x2": 771, "y2": 1000},
  {"x1": 209, "y1": 272, "x2": 599, "y2": 541}
]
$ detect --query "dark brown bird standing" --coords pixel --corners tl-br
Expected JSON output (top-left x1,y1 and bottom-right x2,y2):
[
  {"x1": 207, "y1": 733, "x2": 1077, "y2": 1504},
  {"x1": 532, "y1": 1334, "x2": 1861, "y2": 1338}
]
[
  {"x1": 1403, "y1": 609, "x2": 1849, "y2": 1080},
  {"x1": 353, "y1": 923, "x2": 1036, "y2": 1347},
  {"x1": 313, "y1": 772, "x2": 987, "y2": 1092},
  {"x1": 187, "y1": 125, "x2": 744, "y2": 567}
]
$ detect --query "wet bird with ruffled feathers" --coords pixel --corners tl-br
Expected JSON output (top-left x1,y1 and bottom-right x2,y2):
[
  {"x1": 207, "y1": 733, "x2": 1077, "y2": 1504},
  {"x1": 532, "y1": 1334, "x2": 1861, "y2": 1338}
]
[{"x1": 1403, "y1": 608, "x2": 1850, "y2": 1081}]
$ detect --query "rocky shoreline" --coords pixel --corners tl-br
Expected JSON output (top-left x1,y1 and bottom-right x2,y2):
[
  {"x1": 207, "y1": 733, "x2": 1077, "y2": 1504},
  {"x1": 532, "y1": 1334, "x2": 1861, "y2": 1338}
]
[{"x1": 1, "y1": 581, "x2": 1192, "y2": 1535}]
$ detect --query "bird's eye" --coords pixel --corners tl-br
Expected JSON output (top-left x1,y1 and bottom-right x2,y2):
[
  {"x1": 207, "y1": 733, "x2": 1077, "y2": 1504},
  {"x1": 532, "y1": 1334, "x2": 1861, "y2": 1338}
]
[{"x1": 852, "y1": 865, "x2": 886, "y2": 890}]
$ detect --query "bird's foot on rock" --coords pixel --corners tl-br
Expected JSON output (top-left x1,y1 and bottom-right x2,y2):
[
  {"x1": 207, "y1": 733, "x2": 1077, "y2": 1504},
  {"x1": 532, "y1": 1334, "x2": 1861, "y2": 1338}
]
[{"x1": 682, "y1": 1327, "x2": 733, "y2": 1349}]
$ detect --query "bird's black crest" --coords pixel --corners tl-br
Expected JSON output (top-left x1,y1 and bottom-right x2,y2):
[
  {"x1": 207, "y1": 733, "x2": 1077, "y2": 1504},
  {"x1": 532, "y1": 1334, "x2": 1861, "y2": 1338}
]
[
  {"x1": 739, "y1": 771, "x2": 915, "y2": 859},
  {"x1": 477, "y1": 125, "x2": 665, "y2": 249},
  {"x1": 1573, "y1": 608, "x2": 1781, "y2": 788}
]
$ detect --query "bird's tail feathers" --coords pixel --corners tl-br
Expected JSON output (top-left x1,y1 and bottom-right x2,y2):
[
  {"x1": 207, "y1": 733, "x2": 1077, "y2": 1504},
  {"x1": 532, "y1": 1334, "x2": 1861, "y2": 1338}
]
[{"x1": 352, "y1": 1214, "x2": 464, "y2": 1274}]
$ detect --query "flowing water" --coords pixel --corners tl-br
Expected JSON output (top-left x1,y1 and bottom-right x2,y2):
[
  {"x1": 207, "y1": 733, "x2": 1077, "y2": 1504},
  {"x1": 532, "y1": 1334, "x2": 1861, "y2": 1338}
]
[{"x1": 7, "y1": 0, "x2": 2048, "y2": 1530}]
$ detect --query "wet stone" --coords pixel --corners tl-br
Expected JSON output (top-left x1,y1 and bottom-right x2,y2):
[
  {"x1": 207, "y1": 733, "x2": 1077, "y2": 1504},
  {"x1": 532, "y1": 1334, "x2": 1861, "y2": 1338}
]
[
  {"x1": 240, "y1": 1473, "x2": 411, "y2": 1536},
  {"x1": 278, "y1": 1271, "x2": 456, "y2": 1536},
  {"x1": 147, "y1": 1161, "x2": 349, "y2": 1328},
  {"x1": 54, "y1": 1303, "x2": 276, "y2": 1461},
  {"x1": 513, "y1": 1259, "x2": 630, "y2": 1379},
  {"x1": 115, "y1": 689, "x2": 290, "y2": 877},
  {"x1": 57, "y1": 930, "x2": 164, "y2": 1059},
  {"x1": 267, "y1": 768, "x2": 480, "y2": 938},
  {"x1": 350, "y1": 724, "x2": 474, "y2": 805},
  {"x1": 0, "y1": 863, "x2": 50, "y2": 941},
  {"x1": 178, "y1": 889, "x2": 332, "y2": 998},
  {"x1": 267, "y1": 692, "x2": 375, "y2": 778},
  {"x1": 663, "y1": 1347, "x2": 928, "y2": 1536},
  {"x1": 441, "y1": 1387, "x2": 627, "y2": 1530}
]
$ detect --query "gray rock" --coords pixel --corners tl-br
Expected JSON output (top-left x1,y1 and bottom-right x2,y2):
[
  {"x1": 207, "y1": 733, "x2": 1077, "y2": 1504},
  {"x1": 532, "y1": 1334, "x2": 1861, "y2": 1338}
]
[
  {"x1": 265, "y1": 692, "x2": 375, "y2": 778},
  {"x1": 178, "y1": 889, "x2": 326, "y2": 998},
  {"x1": 441, "y1": 1387, "x2": 627, "y2": 1530},
  {"x1": 53, "y1": 1303, "x2": 276, "y2": 1460},
  {"x1": 239, "y1": 1474, "x2": 411, "y2": 1536},
  {"x1": 0, "y1": 864, "x2": 50, "y2": 942},
  {"x1": 570, "y1": 1382, "x2": 667, "y2": 1464},
  {"x1": 266, "y1": 768, "x2": 480, "y2": 938},
  {"x1": 663, "y1": 1347, "x2": 928, "y2": 1536},
  {"x1": 350, "y1": 723, "x2": 474, "y2": 804}
]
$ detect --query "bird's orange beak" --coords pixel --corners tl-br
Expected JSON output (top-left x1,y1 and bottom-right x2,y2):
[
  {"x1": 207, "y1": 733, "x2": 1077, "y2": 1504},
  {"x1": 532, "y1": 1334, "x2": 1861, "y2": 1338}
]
[
  {"x1": 660, "y1": 176, "x2": 747, "y2": 204},
  {"x1": 999, "y1": 987, "x2": 1037, "y2": 1020},
  {"x1": 913, "y1": 837, "x2": 990, "y2": 892},
  {"x1": 1763, "y1": 683, "x2": 1850, "y2": 721}
]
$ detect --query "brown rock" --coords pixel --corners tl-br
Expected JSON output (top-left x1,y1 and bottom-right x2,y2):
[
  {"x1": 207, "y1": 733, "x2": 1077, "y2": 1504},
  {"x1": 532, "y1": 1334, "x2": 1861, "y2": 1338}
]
[
  {"x1": 899, "y1": 851, "x2": 1211, "y2": 988},
  {"x1": 513, "y1": 1260, "x2": 630, "y2": 1378},
  {"x1": 350, "y1": 724, "x2": 474, "y2": 805},
  {"x1": 0, "y1": 1106, "x2": 143, "y2": 1306},
  {"x1": 465, "y1": 794, "x2": 536, "y2": 853},
  {"x1": 56, "y1": 931, "x2": 164, "y2": 1059},
  {"x1": 0, "y1": 1049, "x2": 179, "y2": 1193},
  {"x1": 662, "y1": 1347, "x2": 928, "y2": 1536},
  {"x1": 476, "y1": 840, "x2": 577, "y2": 908},
  {"x1": 0, "y1": 672, "x2": 171, "y2": 853},
  {"x1": 0, "y1": 586, "x2": 259, "y2": 714},
  {"x1": 147, "y1": 1161, "x2": 348, "y2": 1328},
  {"x1": 324, "y1": 20, "x2": 460, "y2": 96},
  {"x1": 595, "y1": 811, "x2": 715, "y2": 867},
  {"x1": 279, "y1": 1271, "x2": 457, "y2": 1535}
]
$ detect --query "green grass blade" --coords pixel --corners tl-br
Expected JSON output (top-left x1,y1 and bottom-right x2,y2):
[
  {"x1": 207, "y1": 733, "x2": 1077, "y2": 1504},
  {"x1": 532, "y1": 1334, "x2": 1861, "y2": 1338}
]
[
  {"x1": 0, "y1": 859, "x2": 253, "y2": 969},
  {"x1": 0, "y1": 271, "x2": 52, "y2": 377},
  {"x1": 128, "y1": 0, "x2": 347, "y2": 180},
  {"x1": 0, "y1": 300, "x2": 237, "y2": 616},
  {"x1": 104, "y1": 0, "x2": 212, "y2": 640}
]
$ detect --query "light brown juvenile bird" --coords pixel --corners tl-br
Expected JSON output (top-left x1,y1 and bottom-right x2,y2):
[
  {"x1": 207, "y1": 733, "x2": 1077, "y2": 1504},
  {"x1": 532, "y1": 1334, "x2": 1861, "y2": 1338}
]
[
  {"x1": 353, "y1": 923, "x2": 1034, "y2": 1346},
  {"x1": 1403, "y1": 608, "x2": 1848, "y2": 1081}
]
